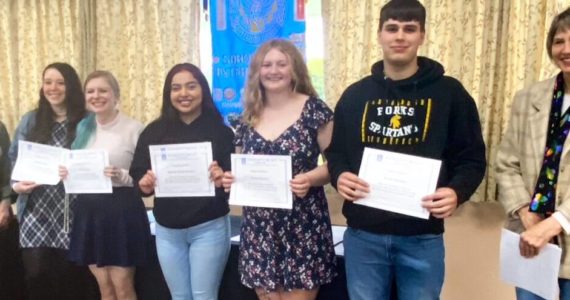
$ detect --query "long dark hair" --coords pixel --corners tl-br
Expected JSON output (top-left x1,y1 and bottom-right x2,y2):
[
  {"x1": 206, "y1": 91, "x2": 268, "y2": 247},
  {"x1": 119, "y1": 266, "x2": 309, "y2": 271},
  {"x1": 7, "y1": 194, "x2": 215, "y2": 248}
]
[
  {"x1": 27, "y1": 63, "x2": 86, "y2": 147},
  {"x1": 160, "y1": 63, "x2": 223, "y2": 123}
]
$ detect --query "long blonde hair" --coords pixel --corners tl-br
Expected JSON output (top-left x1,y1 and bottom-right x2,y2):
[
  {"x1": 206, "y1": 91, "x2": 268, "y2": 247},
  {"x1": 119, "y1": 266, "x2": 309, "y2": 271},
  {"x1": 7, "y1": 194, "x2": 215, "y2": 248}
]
[{"x1": 242, "y1": 39, "x2": 317, "y2": 126}]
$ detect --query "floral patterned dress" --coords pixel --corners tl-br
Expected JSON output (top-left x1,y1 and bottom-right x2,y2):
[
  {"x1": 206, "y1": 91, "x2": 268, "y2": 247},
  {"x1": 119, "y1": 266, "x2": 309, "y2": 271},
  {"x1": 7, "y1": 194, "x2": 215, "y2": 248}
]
[{"x1": 235, "y1": 97, "x2": 337, "y2": 291}]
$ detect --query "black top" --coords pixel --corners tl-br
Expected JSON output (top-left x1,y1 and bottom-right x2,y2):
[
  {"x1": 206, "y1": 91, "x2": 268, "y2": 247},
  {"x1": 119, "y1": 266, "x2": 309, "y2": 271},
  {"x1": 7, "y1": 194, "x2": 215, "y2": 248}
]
[
  {"x1": 0, "y1": 122, "x2": 11, "y2": 202},
  {"x1": 130, "y1": 113, "x2": 234, "y2": 228},
  {"x1": 325, "y1": 56, "x2": 486, "y2": 236}
]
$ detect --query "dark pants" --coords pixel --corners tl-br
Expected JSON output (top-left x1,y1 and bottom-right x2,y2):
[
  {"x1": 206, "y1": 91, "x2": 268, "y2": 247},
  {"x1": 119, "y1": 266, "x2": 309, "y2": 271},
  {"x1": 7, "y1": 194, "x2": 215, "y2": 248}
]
[
  {"x1": 21, "y1": 246, "x2": 99, "y2": 300},
  {"x1": 0, "y1": 216, "x2": 25, "y2": 300}
]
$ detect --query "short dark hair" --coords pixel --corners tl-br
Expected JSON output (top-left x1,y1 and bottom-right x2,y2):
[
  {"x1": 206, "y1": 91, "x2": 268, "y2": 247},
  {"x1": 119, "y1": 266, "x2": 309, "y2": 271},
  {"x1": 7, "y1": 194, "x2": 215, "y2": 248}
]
[
  {"x1": 379, "y1": 0, "x2": 426, "y2": 32},
  {"x1": 547, "y1": 7, "x2": 570, "y2": 59},
  {"x1": 160, "y1": 63, "x2": 223, "y2": 123}
]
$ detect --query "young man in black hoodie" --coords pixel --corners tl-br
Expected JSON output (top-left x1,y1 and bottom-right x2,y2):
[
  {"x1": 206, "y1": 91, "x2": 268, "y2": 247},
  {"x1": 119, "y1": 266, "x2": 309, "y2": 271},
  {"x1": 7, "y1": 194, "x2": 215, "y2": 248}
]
[{"x1": 325, "y1": 0, "x2": 486, "y2": 299}]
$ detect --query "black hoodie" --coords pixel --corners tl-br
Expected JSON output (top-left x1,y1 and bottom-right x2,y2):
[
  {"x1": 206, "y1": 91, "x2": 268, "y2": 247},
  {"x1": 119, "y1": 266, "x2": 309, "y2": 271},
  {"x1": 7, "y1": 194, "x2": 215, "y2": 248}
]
[
  {"x1": 130, "y1": 113, "x2": 234, "y2": 229},
  {"x1": 325, "y1": 57, "x2": 486, "y2": 235}
]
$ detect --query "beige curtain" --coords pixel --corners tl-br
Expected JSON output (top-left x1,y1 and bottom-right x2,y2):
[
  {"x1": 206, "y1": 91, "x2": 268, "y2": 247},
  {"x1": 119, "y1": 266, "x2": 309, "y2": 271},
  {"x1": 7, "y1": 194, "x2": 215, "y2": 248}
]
[
  {"x1": 0, "y1": 0, "x2": 200, "y2": 134},
  {"x1": 91, "y1": 0, "x2": 201, "y2": 124},
  {"x1": 0, "y1": 0, "x2": 90, "y2": 134},
  {"x1": 323, "y1": 0, "x2": 570, "y2": 202},
  {"x1": 321, "y1": 0, "x2": 383, "y2": 109}
]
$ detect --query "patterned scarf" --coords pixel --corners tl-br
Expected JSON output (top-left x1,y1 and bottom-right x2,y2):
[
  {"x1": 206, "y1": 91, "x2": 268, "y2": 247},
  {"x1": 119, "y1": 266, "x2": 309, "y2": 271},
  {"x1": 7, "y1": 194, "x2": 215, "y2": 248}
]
[{"x1": 530, "y1": 73, "x2": 570, "y2": 214}]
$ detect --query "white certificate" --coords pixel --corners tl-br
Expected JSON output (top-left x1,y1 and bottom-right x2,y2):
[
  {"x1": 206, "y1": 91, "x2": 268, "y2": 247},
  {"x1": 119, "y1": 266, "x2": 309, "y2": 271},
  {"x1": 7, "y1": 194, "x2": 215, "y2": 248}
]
[
  {"x1": 149, "y1": 142, "x2": 215, "y2": 197},
  {"x1": 356, "y1": 147, "x2": 441, "y2": 219},
  {"x1": 62, "y1": 149, "x2": 112, "y2": 194},
  {"x1": 500, "y1": 229, "x2": 561, "y2": 300},
  {"x1": 11, "y1": 141, "x2": 64, "y2": 185},
  {"x1": 229, "y1": 154, "x2": 293, "y2": 209}
]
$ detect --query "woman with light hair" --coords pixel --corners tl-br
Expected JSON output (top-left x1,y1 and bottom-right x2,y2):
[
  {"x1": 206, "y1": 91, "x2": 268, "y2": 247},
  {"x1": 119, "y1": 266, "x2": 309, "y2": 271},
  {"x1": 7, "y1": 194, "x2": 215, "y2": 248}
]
[
  {"x1": 223, "y1": 39, "x2": 336, "y2": 300},
  {"x1": 496, "y1": 7, "x2": 570, "y2": 300},
  {"x1": 61, "y1": 70, "x2": 151, "y2": 300}
]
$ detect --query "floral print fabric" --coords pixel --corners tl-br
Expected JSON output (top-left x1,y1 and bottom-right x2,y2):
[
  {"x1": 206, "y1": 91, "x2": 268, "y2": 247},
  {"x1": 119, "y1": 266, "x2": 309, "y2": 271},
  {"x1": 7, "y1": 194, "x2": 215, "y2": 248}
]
[{"x1": 235, "y1": 97, "x2": 337, "y2": 291}]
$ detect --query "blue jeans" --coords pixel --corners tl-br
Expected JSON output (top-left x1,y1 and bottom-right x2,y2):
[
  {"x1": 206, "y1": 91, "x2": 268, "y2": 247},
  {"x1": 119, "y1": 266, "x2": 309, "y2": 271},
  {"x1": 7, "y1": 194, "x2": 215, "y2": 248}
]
[
  {"x1": 344, "y1": 227, "x2": 445, "y2": 300},
  {"x1": 155, "y1": 215, "x2": 231, "y2": 300},
  {"x1": 516, "y1": 279, "x2": 570, "y2": 300}
]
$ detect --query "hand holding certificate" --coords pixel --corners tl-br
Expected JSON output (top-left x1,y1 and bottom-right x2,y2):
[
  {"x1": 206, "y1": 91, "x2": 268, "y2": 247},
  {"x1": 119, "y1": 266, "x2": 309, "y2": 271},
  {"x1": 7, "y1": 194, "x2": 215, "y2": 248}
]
[
  {"x1": 149, "y1": 142, "x2": 215, "y2": 197},
  {"x1": 356, "y1": 147, "x2": 441, "y2": 219},
  {"x1": 500, "y1": 229, "x2": 561, "y2": 300},
  {"x1": 62, "y1": 149, "x2": 112, "y2": 194},
  {"x1": 12, "y1": 141, "x2": 65, "y2": 185},
  {"x1": 12, "y1": 141, "x2": 113, "y2": 194},
  {"x1": 229, "y1": 154, "x2": 293, "y2": 209}
]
